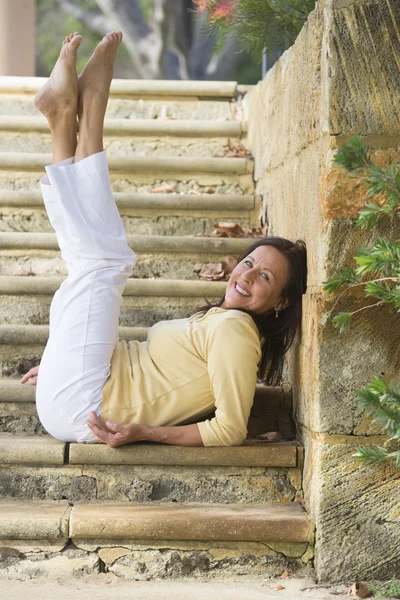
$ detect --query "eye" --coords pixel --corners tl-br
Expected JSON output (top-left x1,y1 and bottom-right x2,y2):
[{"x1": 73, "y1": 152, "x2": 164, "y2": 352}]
[
  {"x1": 261, "y1": 273, "x2": 270, "y2": 281},
  {"x1": 244, "y1": 260, "x2": 253, "y2": 267}
]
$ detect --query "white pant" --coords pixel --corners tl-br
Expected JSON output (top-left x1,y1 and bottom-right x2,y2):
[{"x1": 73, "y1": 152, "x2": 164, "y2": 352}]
[{"x1": 35, "y1": 151, "x2": 136, "y2": 443}]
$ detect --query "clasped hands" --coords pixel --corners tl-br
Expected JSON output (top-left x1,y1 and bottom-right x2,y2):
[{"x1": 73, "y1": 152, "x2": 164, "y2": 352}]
[{"x1": 86, "y1": 412, "x2": 143, "y2": 447}]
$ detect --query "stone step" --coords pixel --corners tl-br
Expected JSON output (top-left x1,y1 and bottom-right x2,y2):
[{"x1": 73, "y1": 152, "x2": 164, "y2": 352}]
[
  {"x1": 0, "y1": 152, "x2": 252, "y2": 175},
  {"x1": 0, "y1": 191, "x2": 259, "y2": 236},
  {"x1": 0, "y1": 113, "x2": 248, "y2": 158},
  {"x1": 0, "y1": 94, "x2": 238, "y2": 121},
  {"x1": 0, "y1": 116, "x2": 246, "y2": 136},
  {"x1": 0, "y1": 433, "x2": 299, "y2": 467},
  {"x1": 0, "y1": 77, "x2": 241, "y2": 98},
  {"x1": 0, "y1": 434, "x2": 302, "y2": 504},
  {"x1": 0, "y1": 276, "x2": 225, "y2": 328},
  {"x1": 0, "y1": 500, "x2": 313, "y2": 543},
  {"x1": 0, "y1": 153, "x2": 254, "y2": 198},
  {"x1": 0, "y1": 377, "x2": 296, "y2": 439},
  {"x1": 0, "y1": 232, "x2": 253, "y2": 279},
  {"x1": 0, "y1": 499, "x2": 313, "y2": 581}
]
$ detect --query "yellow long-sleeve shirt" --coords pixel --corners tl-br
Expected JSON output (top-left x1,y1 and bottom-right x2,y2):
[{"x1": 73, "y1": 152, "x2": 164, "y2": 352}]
[{"x1": 99, "y1": 307, "x2": 262, "y2": 446}]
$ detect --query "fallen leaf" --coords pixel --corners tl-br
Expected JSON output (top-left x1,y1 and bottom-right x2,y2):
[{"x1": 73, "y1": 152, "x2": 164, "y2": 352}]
[
  {"x1": 151, "y1": 184, "x2": 176, "y2": 194},
  {"x1": 347, "y1": 582, "x2": 372, "y2": 598},
  {"x1": 199, "y1": 256, "x2": 237, "y2": 281},
  {"x1": 212, "y1": 222, "x2": 244, "y2": 237},
  {"x1": 280, "y1": 570, "x2": 290, "y2": 579},
  {"x1": 199, "y1": 263, "x2": 226, "y2": 281},
  {"x1": 272, "y1": 584, "x2": 285, "y2": 591},
  {"x1": 208, "y1": 222, "x2": 264, "y2": 239},
  {"x1": 217, "y1": 139, "x2": 253, "y2": 159}
]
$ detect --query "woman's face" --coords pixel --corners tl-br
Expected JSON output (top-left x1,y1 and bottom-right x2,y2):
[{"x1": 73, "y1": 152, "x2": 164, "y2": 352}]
[{"x1": 221, "y1": 245, "x2": 290, "y2": 314}]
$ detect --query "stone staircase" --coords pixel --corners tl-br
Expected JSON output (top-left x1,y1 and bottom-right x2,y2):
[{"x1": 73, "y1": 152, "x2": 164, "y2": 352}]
[{"x1": 0, "y1": 77, "x2": 314, "y2": 581}]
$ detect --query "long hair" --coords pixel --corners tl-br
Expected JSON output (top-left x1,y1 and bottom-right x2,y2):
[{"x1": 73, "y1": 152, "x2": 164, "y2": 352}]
[{"x1": 198, "y1": 237, "x2": 307, "y2": 385}]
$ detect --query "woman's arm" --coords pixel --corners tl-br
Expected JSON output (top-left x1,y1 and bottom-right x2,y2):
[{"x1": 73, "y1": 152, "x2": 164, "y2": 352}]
[
  {"x1": 141, "y1": 423, "x2": 204, "y2": 446},
  {"x1": 87, "y1": 412, "x2": 204, "y2": 447}
]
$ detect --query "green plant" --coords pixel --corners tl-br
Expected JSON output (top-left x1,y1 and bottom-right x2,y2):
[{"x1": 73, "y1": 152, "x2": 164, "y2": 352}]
[
  {"x1": 194, "y1": 0, "x2": 315, "y2": 63},
  {"x1": 322, "y1": 136, "x2": 400, "y2": 468},
  {"x1": 369, "y1": 577, "x2": 400, "y2": 598}
]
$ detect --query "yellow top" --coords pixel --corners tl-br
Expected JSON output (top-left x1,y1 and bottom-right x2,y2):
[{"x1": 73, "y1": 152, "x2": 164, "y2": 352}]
[{"x1": 100, "y1": 307, "x2": 261, "y2": 446}]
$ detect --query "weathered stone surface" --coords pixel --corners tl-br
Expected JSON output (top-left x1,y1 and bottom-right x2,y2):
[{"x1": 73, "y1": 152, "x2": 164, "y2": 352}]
[
  {"x1": 0, "y1": 131, "x2": 237, "y2": 159},
  {"x1": 303, "y1": 433, "x2": 400, "y2": 582},
  {"x1": 70, "y1": 441, "x2": 298, "y2": 468},
  {"x1": 0, "y1": 502, "x2": 70, "y2": 539},
  {"x1": 0, "y1": 210, "x2": 254, "y2": 237},
  {"x1": 84, "y1": 465, "x2": 302, "y2": 504},
  {"x1": 0, "y1": 95, "x2": 237, "y2": 121},
  {"x1": 0, "y1": 463, "x2": 301, "y2": 504},
  {"x1": 0, "y1": 467, "x2": 97, "y2": 501},
  {"x1": 247, "y1": 0, "x2": 400, "y2": 582},
  {"x1": 0, "y1": 433, "x2": 64, "y2": 464},
  {"x1": 0, "y1": 544, "x2": 99, "y2": 580},
  {"x1": 70, "y1": 503, "x2": 314, "y2": 543},
  {"x1": 103, "y1": 544, "x2": 311, "y2": 581}
]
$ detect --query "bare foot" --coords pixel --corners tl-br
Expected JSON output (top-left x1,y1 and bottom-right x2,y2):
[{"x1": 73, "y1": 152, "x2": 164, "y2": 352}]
[
  {"x1": 77, "y1": 31, "x2": 123, "y2": 121},
  {"x1": 34, "y1": 32, "x2": 82, "y2": 121}
]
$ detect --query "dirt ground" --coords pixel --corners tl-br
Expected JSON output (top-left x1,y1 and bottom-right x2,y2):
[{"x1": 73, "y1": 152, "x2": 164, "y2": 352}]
[{"x1": 0, "y1": 574, "x2": 374, "y2": 600}]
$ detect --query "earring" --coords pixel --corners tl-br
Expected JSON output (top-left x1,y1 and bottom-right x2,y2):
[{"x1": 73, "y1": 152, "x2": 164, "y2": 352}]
[{"x1": 275, "y1": 306, "x2": 279, "y2": 319}]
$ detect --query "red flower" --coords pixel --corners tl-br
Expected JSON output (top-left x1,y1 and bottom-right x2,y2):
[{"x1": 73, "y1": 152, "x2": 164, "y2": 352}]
[
  {"x1": 210, "y1": 0, "x2": 237, "y2": 23},
  {"x1": 193, "y1": 0, "x2": 209, "y2": 12}
]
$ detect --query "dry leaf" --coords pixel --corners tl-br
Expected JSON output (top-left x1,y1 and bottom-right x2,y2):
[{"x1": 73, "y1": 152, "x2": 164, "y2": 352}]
[
  {"x1": 347, "y1": 582, "x2": 372, "y2": 598},
  {"x1": 205, "y1": 188, "x2": 215, "y2": 194},
  {"x1": 217, "y1": 139, "x2": 253, "y2": 159},
  {"x1": 151, "y1": 184, "x2": 176, "y2": 194},
  {"x1": 199, "y1": 256, "x2": 237, "y2": 281},
  {"x1": 272, "y1": 584, "x2": 285, "y2": 591},
  {"x1": 208, "y1": 222, "x2": 264, "y2": 239},
  {"x1": 188, "y1": 190, "x2": 201, "y2": 195},
  {"x1": 280, "y1": 570, "x2": 290, "y2": 579},
  {"x1": 199, "y1": 263, "x2": 225, "y2": 281},
  {"x1": 213, "y1": 222, "x2": 244, "y2": 237}
]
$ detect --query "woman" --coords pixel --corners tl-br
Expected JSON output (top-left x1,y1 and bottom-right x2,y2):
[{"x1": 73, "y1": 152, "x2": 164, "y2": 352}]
[{"x1": 20, "y1": 32, "x2": 307, "y2": 448}]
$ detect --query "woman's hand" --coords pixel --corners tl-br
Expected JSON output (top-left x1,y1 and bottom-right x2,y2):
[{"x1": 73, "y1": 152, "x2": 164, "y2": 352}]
[
  {"x1": 86, "y1": 411, "x2": 144, "y2": 447},
  {"x1": 20, "y1": 366, "x2": 40, "y2": 386}
]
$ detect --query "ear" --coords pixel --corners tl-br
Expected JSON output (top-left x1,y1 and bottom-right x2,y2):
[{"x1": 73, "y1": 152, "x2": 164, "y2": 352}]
[{"x1": 276, "y1": 297, "x2": 290, "y2": 311}]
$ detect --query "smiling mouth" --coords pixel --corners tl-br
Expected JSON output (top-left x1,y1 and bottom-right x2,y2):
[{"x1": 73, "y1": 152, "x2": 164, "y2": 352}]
[{"x1": 234, "y1": 282, "x2": 251, "y2": 297}]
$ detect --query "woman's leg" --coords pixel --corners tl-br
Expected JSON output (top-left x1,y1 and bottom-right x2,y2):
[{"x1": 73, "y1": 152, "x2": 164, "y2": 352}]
[{"x1": 35, "y1": 32, "x2": 135, "y2": 443}]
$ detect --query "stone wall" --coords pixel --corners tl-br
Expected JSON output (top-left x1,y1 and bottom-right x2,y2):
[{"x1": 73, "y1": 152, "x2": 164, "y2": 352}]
[{"x1": 247, "y1": 0, "x2": 400, "y2": 583}]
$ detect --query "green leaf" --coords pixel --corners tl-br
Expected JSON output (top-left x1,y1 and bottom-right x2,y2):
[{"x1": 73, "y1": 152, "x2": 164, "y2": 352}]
[
  {"x1": 319, "y1": 311, "x2": 331, "y2": 326},
  {"x1": 334, "y1": 136, "x2": 371, "y2": 172},
  {"x1": 332, "y1": 312, "x2": 351, "y2": 333},
  {"x1": 322, "y1": 267, "x2": 360, "y2": 292}
]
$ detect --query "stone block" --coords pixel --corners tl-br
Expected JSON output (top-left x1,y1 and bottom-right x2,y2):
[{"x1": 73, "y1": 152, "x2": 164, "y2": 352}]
[
  {"x1": 0, "y1": 502, "x2": 70, "y2": 539},
  {"x1": 79, "y1": 539, "x2": 314, "y2": 581},
  {"x1": 70, "y1": 503, "x2": 314, "y2": 543},
  {"x1": 69, "y1": 442, "x2": 297, "y2": 468},
  {"x1": 0, "y1": 433, "x2": 65, "y2": 464},
  {"x1": 302, "y1": 432, "x2": 400, "y2": 582},
  {"x1": 0, "y1": 544, "x2": 99, "y2": 580}
]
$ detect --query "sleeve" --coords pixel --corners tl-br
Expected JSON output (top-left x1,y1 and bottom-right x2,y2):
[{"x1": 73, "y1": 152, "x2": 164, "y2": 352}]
[{"x1": 196, "y1": 315, "x2": 261, "y2": 447}]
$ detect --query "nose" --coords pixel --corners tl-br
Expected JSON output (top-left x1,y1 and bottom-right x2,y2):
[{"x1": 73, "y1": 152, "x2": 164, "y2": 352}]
[{"x1": 241, "y1": 268, "x2": 255, "y2": 284}]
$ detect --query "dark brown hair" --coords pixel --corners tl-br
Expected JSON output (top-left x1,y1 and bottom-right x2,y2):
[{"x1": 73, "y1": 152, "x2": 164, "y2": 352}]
[{"x1": 199, "y1": 236, "x2": 307, "y2": 385}]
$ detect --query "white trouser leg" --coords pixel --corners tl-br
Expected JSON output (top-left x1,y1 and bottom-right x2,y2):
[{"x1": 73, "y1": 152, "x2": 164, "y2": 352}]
[{"x1": 35, "y1": 151, "x2": 136, "y2": 443}]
